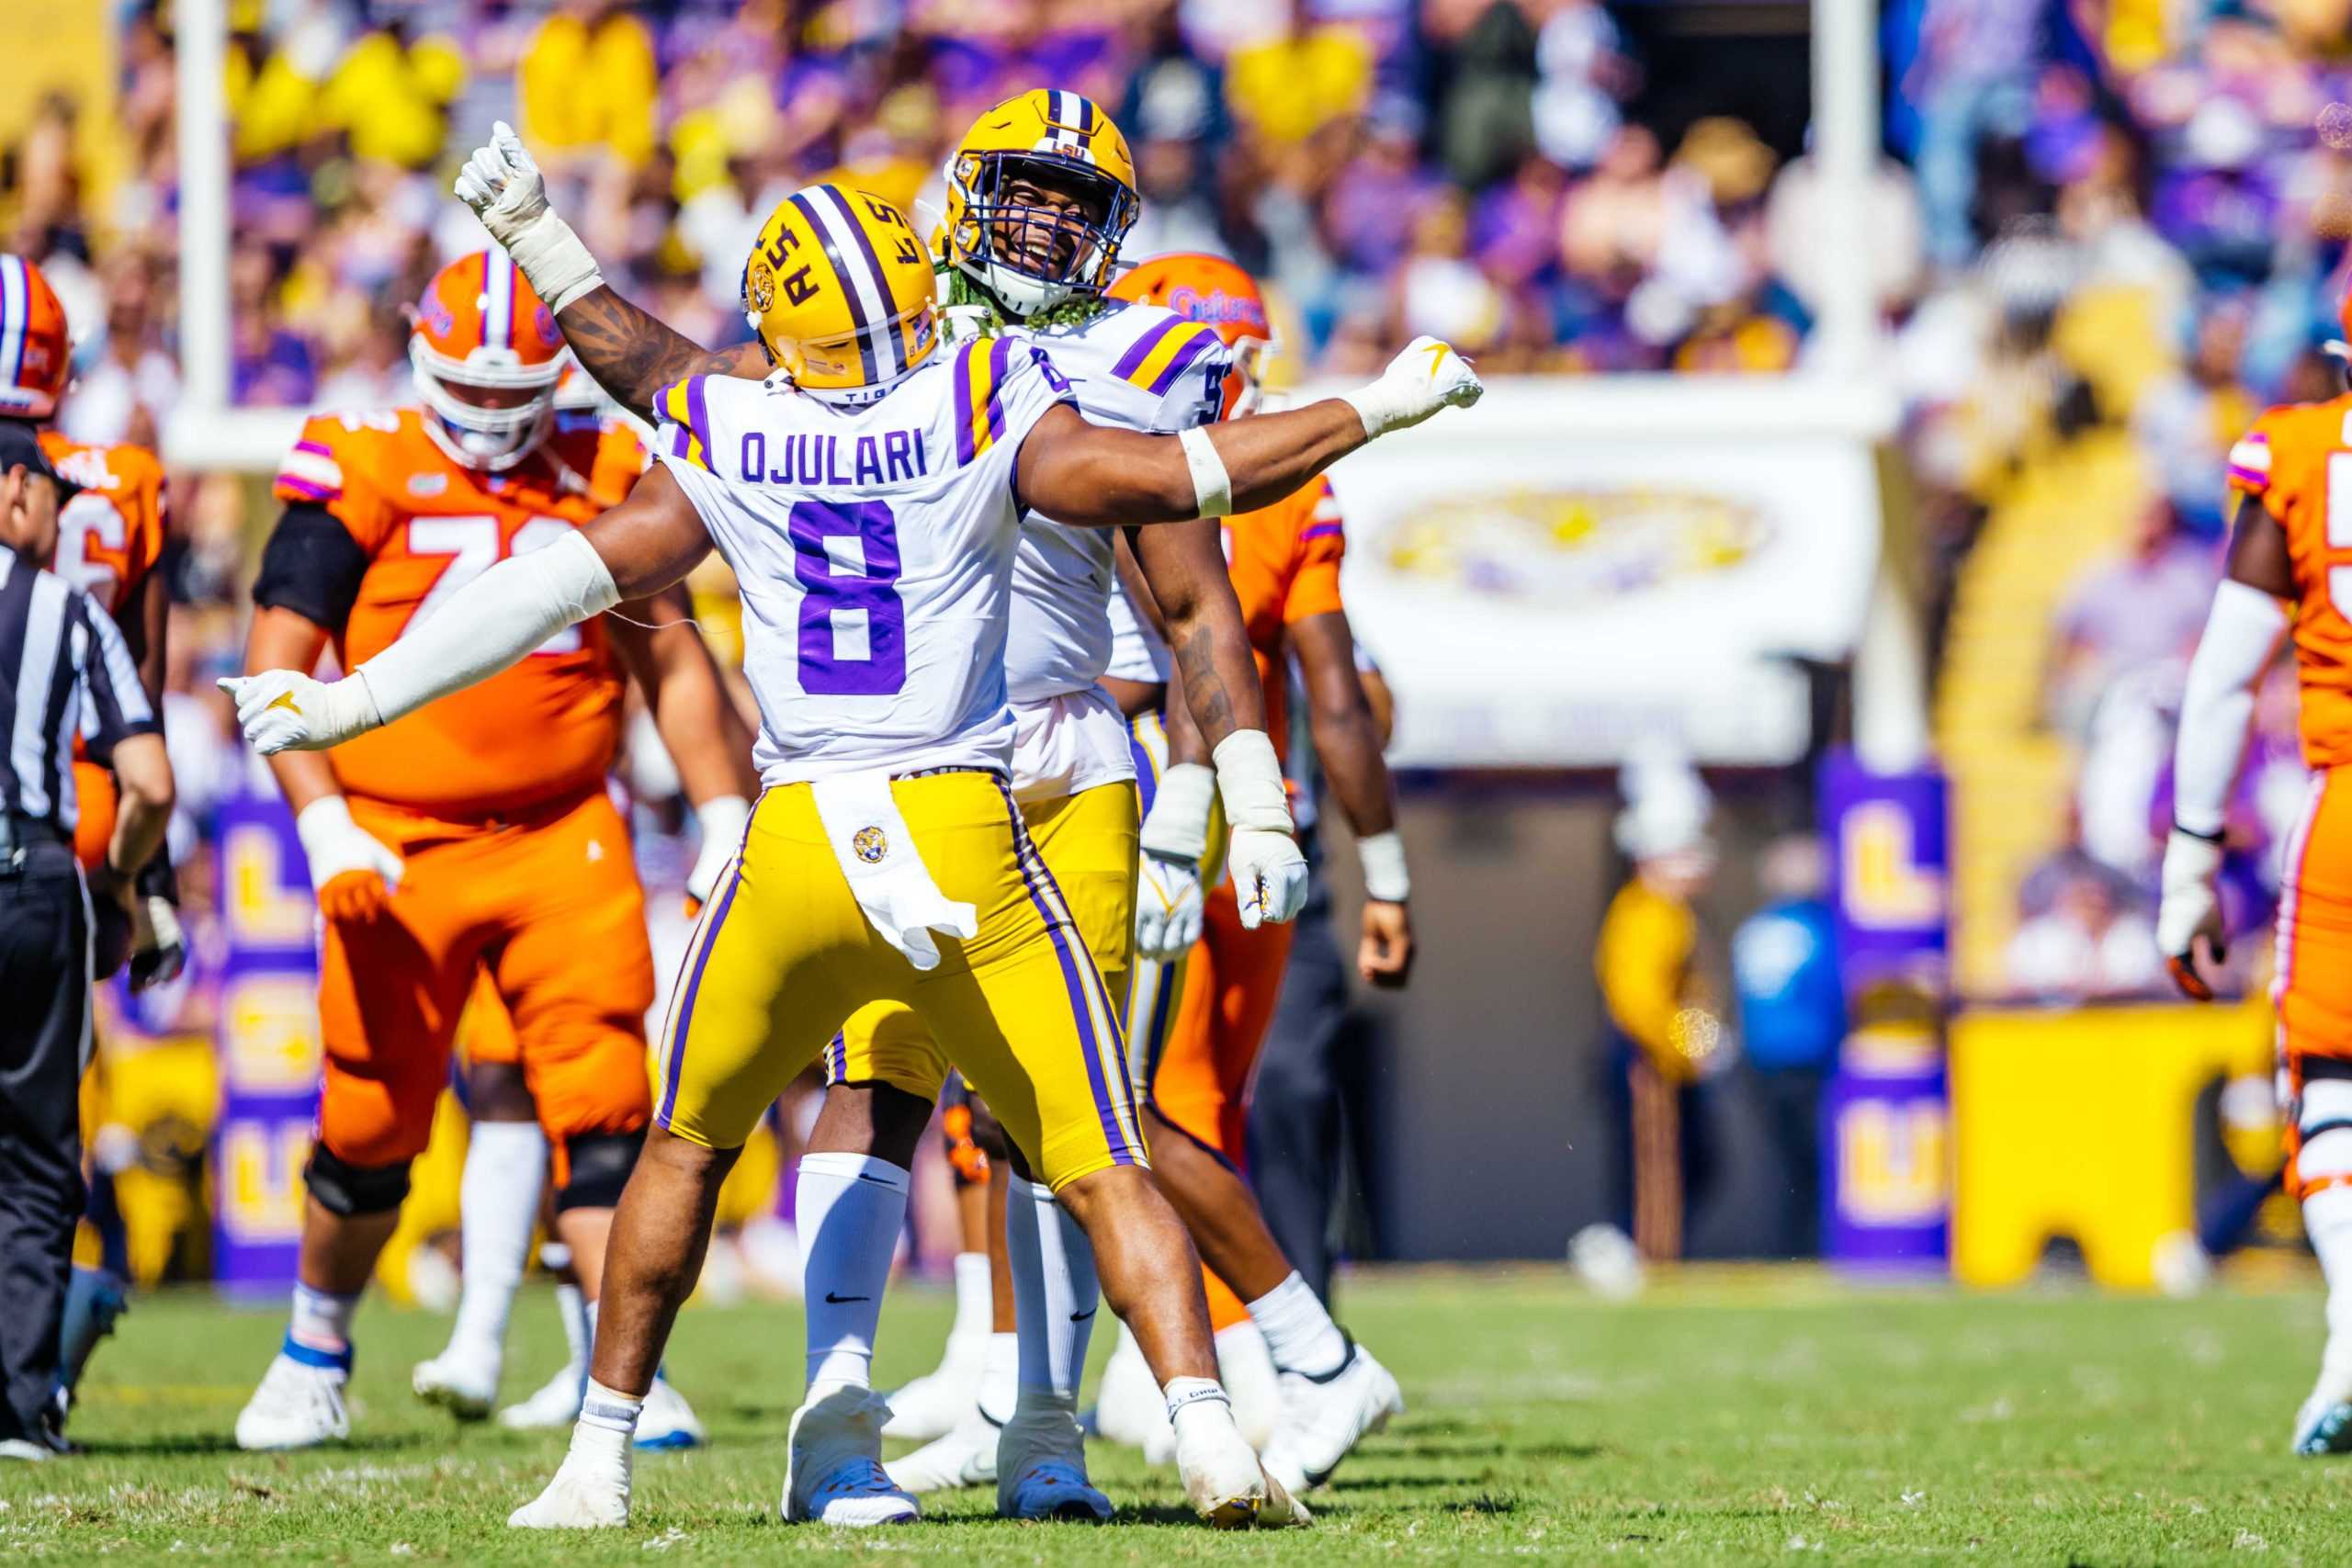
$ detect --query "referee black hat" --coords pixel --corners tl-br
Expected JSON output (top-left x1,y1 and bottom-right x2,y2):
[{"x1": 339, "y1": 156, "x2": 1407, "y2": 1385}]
[{"x1": 0, "y1": 422, "x2": 79, "y2": 502}]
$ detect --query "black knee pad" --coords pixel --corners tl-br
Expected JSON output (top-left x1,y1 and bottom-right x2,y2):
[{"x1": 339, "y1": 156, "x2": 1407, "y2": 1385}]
[
  {"x1": 305, "y1": 1146, "x2": 413, "y2": 1217},
  {"x1": 557, "y1": 1129, "x2": 646, "y2": 1213}
]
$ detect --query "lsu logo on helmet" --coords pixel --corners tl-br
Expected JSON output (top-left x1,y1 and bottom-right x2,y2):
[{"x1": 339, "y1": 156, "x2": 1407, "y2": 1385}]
[
  {"x1": 940, "y1": 88, "x2": 1141, "y2": 317},
  {"x1": 0, "y1": 255, "x2": 74, "y2": 420},
  {"x1": 740, "y1": 185, "x2": 939, "y2": 399}
]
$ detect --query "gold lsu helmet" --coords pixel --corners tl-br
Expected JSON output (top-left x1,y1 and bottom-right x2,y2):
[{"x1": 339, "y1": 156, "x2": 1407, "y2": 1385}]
[
  {"x1": 741, "y1": 184, "x2": 940, "y2": 398},
  {"x1": 941, "y1": 88, "x2": 1140, "y2": 317}
]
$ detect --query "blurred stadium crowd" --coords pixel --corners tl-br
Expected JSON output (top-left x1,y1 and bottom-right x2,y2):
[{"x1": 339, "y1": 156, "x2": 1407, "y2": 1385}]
[{"x1": 11, "y1": 0, "x2": 2352, "y2": 1075}]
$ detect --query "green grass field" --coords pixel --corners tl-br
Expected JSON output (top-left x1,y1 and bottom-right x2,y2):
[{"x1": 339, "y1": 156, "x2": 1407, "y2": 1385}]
[{"x1": 9, "y1": 1265, "x2": 2352, "y2": 1563}]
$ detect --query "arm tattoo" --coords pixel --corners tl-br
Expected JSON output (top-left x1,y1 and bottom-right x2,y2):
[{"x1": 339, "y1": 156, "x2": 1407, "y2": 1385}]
[
  {"x1": 555, "y1": 286, "x2": 764, "y2": 423},
  {"x1": 1173, "y1": 625, "x2": 1236, "y2": 744}
]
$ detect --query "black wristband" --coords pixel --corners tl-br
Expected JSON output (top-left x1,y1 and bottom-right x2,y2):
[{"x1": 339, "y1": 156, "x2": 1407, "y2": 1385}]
[
  {"x1": 2172, "y1": 821, "x2": 2226, "y2": 845},
  {"x1": 136, "y1": 852, "x2": 179, "y2": 905}
]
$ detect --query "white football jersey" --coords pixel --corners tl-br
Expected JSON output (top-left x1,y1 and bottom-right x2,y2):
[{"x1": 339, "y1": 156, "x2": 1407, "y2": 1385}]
[
  {"x1": 651, "y1": 339, "x2": 1076, "y2": 785},
  {"x1": 1000, "y1": 299, "x2": 1232, "y2": 705}
]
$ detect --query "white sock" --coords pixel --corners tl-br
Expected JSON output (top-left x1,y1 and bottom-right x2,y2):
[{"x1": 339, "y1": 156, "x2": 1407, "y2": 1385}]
[
  {"x1": 1248, "y1": 1270, "x2": 1348, "y2": 1377},
  {"x1": 1003, "y1": 1173, "x2": 1097, "y2": 1414},
  {"x1": 556, "y1": 1280, "x2": 591, "y2": 1368},
  {"x1": 572, "y1": 1377, "x2": 642, "y2": 1466},
  {"x1": 449, "y1": 1121, "x2": 547, "y2": 1362},
  {"x1": 797, "y1": 1152, "x2": 910, "y2": 1389},
  {"x1": 950, "y1": 1250, "x2": 991, "y2": 1339},
  {"x1": 1164, "y1": 1375, "x2": 1234, "y2": 1431},
  {"x1": 2309, "y1": 1185, "x2": 2352, "y2": 1402},
  {"x1": 977, "y1": 1330, "x2": 1017, "y2": 1425},
  {"x1": 289, "y1": 1281, "x2": 359, "y2": 1357}
]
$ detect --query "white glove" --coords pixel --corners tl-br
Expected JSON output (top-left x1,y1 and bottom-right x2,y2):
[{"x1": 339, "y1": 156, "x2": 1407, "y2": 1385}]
[
  {"x1": 295, "y1": 795, "x2": 405, "y2": 923},
  {"x1": 453, "y1": 120, "x2": 604, "y2": 313},
  {"x1": 2157, "y1": 827, "x2": 2227, "y2": 1000},
  {"x1": 1212, "y1": 731, "x2": 1308, "y2": 930},
  {"x1": 219, "y1": 670, "x2": 382, "y2": 754},
  {"x1": 1136, "y1": 761, "x2": 1216, "y2": 960},
  {"x1": 686, "y1": 794, "x2": 752, "y2": 915},
  {"x1": 1341, "y1": 335, "x2": 1485, "y2": 440}
]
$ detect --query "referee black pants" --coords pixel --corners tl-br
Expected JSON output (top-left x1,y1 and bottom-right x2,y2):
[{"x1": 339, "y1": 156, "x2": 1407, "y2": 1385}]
[
  {"x1": 0, "y1": 839, "x2": 88, "y2": 1443},
  {"x1": 1246, "y1": 831, "x2": 1354, "y2": 1303}
]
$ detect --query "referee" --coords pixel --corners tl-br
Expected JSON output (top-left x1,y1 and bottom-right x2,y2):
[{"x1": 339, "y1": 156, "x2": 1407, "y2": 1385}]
[{"x1": 0, "y1": 423, "x2": 172, "y2": 1461}]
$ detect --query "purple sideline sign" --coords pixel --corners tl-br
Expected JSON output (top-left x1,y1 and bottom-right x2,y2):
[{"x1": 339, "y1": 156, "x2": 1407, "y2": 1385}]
[
  {"x1": 1819, "y1": 752, "x2": 1951, "y2": 1272},
  {"x1": 211, "y1": 782, "x2": 321, "y2": 1297}
]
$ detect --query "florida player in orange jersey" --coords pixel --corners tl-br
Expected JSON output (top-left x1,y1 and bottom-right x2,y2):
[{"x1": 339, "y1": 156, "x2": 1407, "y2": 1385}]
[
  {"x1": 231, "y1": 253, "x2": 757, "y2": 1453},
  {"x1": 1091, "y1": 255, "x2": 1412, "y2": 1495},
  {"x1": 0, "y1": 255, "x2": 182, "y2": 987},
  {"x1": 2163, "y1": 293, "x2": 2352, "y2": 1456}
]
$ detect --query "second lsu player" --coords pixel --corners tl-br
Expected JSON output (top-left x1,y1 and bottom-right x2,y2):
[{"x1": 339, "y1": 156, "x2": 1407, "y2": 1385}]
[
  {"x1": 223, "y1": 183, "x2": 1478, "y2": 1529},
  {"x1": 230, "y1": 252, "x2": 754, "y2": 1453},
  {"x1": 2164, "y1": 293, "x2": 2352, "y2": 1456}
]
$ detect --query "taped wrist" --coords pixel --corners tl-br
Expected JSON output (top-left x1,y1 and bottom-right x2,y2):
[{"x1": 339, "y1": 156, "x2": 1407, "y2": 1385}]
[
  {"x1": 1139, "y1": 762, "x2": 1216, "y2": 863},
  {"x1": 305, "y1": 1146, "x2": 413, "y2": 1216},
  {"x1": 357, "y1": 530, "x2": 618, "y2": 726},
  {"x1": 295, "y1": 795, "x2": 369, "y2": 884},
  {"x1": 1211, "y1": 729, "x2": 1294, "y2": 834},
  {"x1": 1176, "y1": 425, "x2": 1233, "y2": 518},
  {"x1": 504, "y1": 209, "x2": 605, "y2": 314},
  {"x1": 1357, "y1": 829, "x2": 1410, "y2": 902},
  {"x1": 556, "y1": 1128, "x2": 645, "y2": 1213}
]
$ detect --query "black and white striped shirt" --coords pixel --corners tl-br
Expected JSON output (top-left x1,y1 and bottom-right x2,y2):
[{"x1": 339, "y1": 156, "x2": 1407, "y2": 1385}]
[{"x1": 0, "y1": 543, "x2": 157, "y2": 831}]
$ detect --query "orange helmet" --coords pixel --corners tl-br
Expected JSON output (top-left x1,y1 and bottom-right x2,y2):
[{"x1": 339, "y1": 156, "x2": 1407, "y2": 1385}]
[
  {"x1": 1108, "y1": 253, "x2": 1274, "y2": 418},
  {"x1": 0, "y1": 255, "x2": 74, "y2": 420},
  {"x1": 410, "y1": 250, "x2": 568, "y2": 469}
]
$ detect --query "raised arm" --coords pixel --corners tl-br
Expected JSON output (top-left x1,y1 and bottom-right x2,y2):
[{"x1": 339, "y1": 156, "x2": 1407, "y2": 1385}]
[
  {"x1": 223, "y1": 465, "x2": 715, "y2": 755},
  {"x1": 1015, "y1": 336, "x2": 1481, "y2": 531},
  {"x1": 455, "y1": 122, "x2": 764, "y2": 423},
  {"x1": 2157, "y1": 492, "x2": 2294, "y2": 998}
]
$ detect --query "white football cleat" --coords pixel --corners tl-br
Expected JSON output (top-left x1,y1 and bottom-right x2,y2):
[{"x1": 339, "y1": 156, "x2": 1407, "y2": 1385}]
[
  {"x1": 1260, "y1": 1337, "x2": 1404, "y2": 1495},
  {"x1": 635, "y1": 1375, "x2": 707, "y2": 1450},
  {"x1": 880, "y1": 1330, "x2": 986, "y2": 1440},
  {"x1": 997, "y1": 1409, "x2": 1112, "y2": 1522},
  {"x1": 498, "y1": 1360, "x2": 587, "y2": 1429},
  {"x1": 884, "y1": 1403, "x2": 999, "y2": 1494},
  {"x1": 1091, "y1": 1324, "x2": 1174, "y2": 1461},
  {"x1": 2295, "y1": 1395, "x2": 2352, "y2": 1456},
  {"x1": 1171, "y1": 1392, "x2": 1309, "y2": 1529},
  {"x1": 784, "y1": 1384, "x2": 919, "y2": 1527},
  {"x1": 236, "y1": 1346, "x2": 353, "y2": 1451},
  {"x1": 509, "y1": 1438, "x2": 631, "y2": 1529},
  {"x1": 412, "y1": 1344, "x2": 499, "y2": 1421}
]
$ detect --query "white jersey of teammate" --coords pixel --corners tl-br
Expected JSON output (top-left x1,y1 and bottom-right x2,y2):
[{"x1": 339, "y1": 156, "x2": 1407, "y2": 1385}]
[
  {"x1": 991, "y1": 298, "x2": 1231, "y2": 795},
  {"x1": 650, "y1": 337, "x2": 1076, "y2": 786}
]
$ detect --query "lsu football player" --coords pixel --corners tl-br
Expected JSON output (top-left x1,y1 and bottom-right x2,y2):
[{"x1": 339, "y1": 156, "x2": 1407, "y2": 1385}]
[
  {"x1": 228, "y1": 252, "x2": 757, "y2": 1453},
  {"x1": 452, "y1": 97, "x2": 1302, "y2": 1518},
  {"x1": 224, "y1": 183, "x2": 1478, "y2": 1529},
  {"x1": 0, "y1": 254, "x2": 182, "y2": 1433},
  {"x1": 2163, "y1": 290, "x2": 2352, "y2": 1455},
  {"x1": 1090, "y1": 254, "x2": 1413, "y2": 1495}
]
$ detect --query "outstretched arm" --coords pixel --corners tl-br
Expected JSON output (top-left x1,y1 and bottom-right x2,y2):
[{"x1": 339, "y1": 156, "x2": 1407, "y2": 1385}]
[
  {"x1": 455, "y1": 121, "x2": 764, "y2": 423},
  {"x1": 224, "y1": 465, "x2": 715, "y2": 753},
  {"x1": 1015, "y1": 336, "x2": 1481, "y2": 530},
  {"x1": 2158, "y1": 493, "x2": 2293, "y2": 998}
]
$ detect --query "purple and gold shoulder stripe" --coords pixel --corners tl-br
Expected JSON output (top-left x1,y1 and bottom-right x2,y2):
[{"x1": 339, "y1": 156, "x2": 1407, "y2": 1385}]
[
  {"x1": 955, "y1": 337, "x2": 1018, "y2": 465},
  {"x1": 657, "y1": 378, "x2": 717, "y2": 473},
  {"x1": 1112, "y1": 317, "x2": 1220, "y2": 399}
]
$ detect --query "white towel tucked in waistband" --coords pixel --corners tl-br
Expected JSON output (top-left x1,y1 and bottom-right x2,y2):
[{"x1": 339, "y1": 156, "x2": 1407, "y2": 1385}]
[{"x1": 808, "y1": 772, "x2": 978, "y2": 971}]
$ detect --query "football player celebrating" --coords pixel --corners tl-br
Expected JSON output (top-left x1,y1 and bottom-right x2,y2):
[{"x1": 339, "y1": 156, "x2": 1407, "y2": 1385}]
[
  {"x1": 224, "y1": 185, "x2": 1478, "y2": 1529},
  {"x1": 2162, "y1": 289, "x2": 2352, "y2": 1455},
  {"x1": 455, "y1": 96, "x2": 1302, "y2": 1519},
  {"x1": 228, "y1": 253, "x2": 756, "y2": 1453},
  {"x1": 1092, "y1": 254, "x2": 1411, "y2": 1495}
]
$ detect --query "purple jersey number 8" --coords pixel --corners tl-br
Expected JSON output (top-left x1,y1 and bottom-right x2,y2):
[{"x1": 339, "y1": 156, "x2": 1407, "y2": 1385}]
[{"x1": 788, "y1": 499, "x2": 906, "y2": 695}]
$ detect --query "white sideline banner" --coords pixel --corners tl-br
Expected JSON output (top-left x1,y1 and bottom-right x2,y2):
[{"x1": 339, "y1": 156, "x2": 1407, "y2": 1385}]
[{"x1": 1305, "y1": 378, "x2": 1889, "y2": 769}]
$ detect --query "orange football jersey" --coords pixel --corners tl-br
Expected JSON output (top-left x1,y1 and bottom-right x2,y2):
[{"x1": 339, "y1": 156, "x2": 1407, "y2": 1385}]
[
  {"x1": 1222, "y1": 474, "x2": 1347, "y2": 760},
  {"x1": 271, "y1": 408, "x2": 646, "y2": 818},
  {"x1": 2230, "y1": 397, "x2": 2352, "y2": 769},
  {"x1": 44, "y1": 432, "x2": 167, "y2": 619}
]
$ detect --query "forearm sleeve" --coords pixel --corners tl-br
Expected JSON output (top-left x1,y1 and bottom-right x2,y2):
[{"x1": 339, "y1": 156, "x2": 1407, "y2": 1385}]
[
  {"x1": 2172, "y1": 579, "x2": 2292, "y2": 838},
  {"x1": 356, "y1": 530, "x2": 620, "y2": 726}
]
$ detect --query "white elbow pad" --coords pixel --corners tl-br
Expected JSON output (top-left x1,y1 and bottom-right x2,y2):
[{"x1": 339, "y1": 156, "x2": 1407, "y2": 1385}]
[{"x1": 1178, "y1": 425, "x2": 1233, "y2": 519}]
